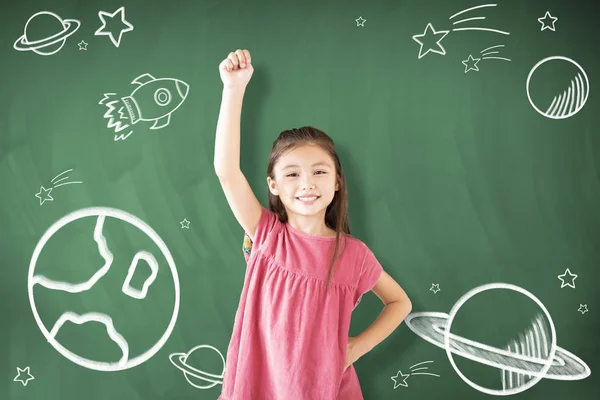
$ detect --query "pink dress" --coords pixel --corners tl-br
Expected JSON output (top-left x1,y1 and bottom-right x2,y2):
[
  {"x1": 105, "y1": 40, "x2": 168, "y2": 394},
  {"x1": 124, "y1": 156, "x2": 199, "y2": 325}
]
[{"x1": 218, "y1": 206, "x2": 384, "y2": 400}]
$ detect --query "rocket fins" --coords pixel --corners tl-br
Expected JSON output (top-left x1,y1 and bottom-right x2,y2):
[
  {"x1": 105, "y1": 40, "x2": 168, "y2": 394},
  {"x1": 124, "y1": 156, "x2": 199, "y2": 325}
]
[
  {"x1": 131, "y1": 73, "x2": 156, "y2": 86},
  {"x1": 151, "y1": 114, "x2": 171, "y2": 130}
]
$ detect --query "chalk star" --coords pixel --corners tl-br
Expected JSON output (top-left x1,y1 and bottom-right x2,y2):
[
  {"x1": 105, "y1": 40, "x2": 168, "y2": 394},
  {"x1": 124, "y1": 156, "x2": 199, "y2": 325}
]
[
  {"x1": 13, "y1": 366, "x2": 34, "y2": 386},
  {"x1": 412, "y1": 23, "x2": 450, "y2": 59},
  {"x1": 557, "y1": 268, "x2": 577, "y2": 289},
  {"x1": 77, "y1": 40, "x2": 88, "y2": 50},
  {"x1": 391, "y1": 370, "x2": 410, "y2": 388},
  {"x1": 430, "y1": 283, "x2": 440, "y2": 294},
  {"x1": 538, "y1": 11, "x2": 558, "y2": 32},
  {"x1": 355, "y1": 16, "x2": 366, "y2": 27},
  {"x1": 180, "y1": 218, "x2": 190, "y2": 229},
  {"x1": 578, "y1": 304, "x2": 588, "y2": 314},
  {"x1": 35, "y1": 186, "x2": 53, "y2": 205},
  {"x1": 462, "y1": 54, "x2": 481, "y2": 73},
  {"x1": 95, "y1": 6, "x2": 134, "y2": 47}
]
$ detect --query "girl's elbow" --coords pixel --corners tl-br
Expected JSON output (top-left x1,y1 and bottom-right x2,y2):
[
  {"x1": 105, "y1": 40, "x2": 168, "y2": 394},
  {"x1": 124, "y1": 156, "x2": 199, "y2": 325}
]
[{"x1": 403, "y1": 296, "x2": 413, "y2": 314}]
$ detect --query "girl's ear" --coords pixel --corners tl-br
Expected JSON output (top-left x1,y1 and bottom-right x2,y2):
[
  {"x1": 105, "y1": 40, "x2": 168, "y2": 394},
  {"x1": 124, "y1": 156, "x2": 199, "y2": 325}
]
[{"x1": 267, "y1": 177, "x2": 279, "y2": 195}]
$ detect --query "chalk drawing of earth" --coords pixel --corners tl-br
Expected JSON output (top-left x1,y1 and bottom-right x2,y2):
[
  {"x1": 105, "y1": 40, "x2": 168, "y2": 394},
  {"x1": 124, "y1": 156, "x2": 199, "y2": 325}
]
[{"x1": 28, "y1": 207, "x2": 180, "y2": 371}]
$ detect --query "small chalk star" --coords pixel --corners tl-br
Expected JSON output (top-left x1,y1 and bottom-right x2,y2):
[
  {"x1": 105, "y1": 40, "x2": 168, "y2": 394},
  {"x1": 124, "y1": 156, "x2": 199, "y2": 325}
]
[
  {"x1": 355, "y1": 16, "x2": 366, "y2": 27},
  {"x1": 462, "y1": 54, "x2": 481, "y2": 73},
  {"x1": 557, "y1": 268, "x2": 577, "y2": 289},
  {"x1": 180, "y1": 218, "x2": 190, "y2": 229},
  {"x1": 578, "y1": 304, "x2": 588, "y2": 314},
  {"x1": 430, "y1": 283, "x2": 440, "y2": 294},
  {"x1": 391, "y1": 370, "x2": 410, "y2": 388},
  {"x1": 13, "y1": 366, "x2": 34, "y2": 386},
  {"x1": 78, "y1": 40, "x2": 88, "y2": 50},
  {"x1": 538, "y1": 11, "x2": 558, "y2": 31},
  {"x1": 35, "y1": 186, "x2": 53, "y2": 205}
]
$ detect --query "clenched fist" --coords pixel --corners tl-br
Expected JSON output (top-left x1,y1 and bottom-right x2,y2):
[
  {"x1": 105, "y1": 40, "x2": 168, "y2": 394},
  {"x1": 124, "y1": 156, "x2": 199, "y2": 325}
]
[{"x1": 219, "y1": 49, "x2": 254, "y2": 89}]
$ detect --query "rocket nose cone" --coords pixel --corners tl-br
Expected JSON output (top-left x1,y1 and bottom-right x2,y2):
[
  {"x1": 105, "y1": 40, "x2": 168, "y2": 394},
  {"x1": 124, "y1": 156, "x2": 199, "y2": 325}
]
[{"x1": 176, "y1": 81, "x2": 189, "y2": 99}]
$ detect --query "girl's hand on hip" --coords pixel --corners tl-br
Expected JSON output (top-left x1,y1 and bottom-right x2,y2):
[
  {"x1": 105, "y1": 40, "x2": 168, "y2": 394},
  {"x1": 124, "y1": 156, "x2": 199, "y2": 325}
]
[{"x1": 344, "y1": 336, "x2": 365, "y2": 372}]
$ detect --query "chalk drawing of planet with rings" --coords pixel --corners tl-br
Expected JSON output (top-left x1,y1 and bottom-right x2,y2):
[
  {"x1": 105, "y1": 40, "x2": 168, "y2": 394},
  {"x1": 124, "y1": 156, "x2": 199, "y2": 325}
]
[
  {"x1": 170, "y1": 345, "x2": 226, "y2": 389},
  {"x1": 405, "y1": 283, "x2": 591, "y2": 396},
  {"x1": 526, "y1": 56, "x2": 589, "y2": 119},
  {"x1": 14, "y1": 11, "x2": 80, "y2": 56}
]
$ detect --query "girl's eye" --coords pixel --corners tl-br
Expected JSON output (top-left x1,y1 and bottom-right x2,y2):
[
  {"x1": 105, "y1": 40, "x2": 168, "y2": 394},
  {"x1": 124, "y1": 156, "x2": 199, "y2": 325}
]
[{"x1": 286, "y1": 171, "x2": 326, "y2": 177}]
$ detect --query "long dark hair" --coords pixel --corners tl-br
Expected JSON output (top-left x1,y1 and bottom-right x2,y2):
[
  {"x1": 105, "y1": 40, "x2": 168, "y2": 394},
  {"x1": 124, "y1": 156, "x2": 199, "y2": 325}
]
[{"x1": 266, "y1": 126, "x2": 351, "y2": 292}]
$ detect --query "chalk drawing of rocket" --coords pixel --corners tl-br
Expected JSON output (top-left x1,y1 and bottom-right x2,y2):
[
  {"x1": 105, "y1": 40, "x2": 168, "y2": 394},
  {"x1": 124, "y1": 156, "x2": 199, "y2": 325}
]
[{"x1": 99, "y1": 73, "x2": 190, "y2": 141}]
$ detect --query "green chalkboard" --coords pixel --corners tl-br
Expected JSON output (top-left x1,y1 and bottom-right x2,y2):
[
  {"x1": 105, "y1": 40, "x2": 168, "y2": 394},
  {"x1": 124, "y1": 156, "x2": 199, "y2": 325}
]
[{"x1": 2, "y1": 0, "x2": 599, "y2": 399}]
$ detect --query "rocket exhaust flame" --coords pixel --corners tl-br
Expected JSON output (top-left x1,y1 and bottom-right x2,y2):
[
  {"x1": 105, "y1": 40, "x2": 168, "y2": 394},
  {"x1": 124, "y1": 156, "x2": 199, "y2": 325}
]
[{"x1": 99, "y1": 93, "x2": 134, "y2": 141}]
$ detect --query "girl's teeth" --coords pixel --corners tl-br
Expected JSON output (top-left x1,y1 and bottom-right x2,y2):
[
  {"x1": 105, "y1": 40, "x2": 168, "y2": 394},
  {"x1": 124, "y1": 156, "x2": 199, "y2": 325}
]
[{"x1": 299, "y1": 197, "x2": 317, "y2": 201}]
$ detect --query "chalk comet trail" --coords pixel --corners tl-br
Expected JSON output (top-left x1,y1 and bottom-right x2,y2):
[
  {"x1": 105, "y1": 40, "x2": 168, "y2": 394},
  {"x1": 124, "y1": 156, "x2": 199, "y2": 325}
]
[{"x1": 449, "y1": 3, "x2": 510, "y2": 35}]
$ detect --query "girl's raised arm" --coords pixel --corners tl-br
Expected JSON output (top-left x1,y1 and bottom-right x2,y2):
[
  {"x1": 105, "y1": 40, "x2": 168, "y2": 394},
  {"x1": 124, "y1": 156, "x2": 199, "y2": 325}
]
[{"x1": 214, "y1": 49, "x2": 263, "y2": 241}]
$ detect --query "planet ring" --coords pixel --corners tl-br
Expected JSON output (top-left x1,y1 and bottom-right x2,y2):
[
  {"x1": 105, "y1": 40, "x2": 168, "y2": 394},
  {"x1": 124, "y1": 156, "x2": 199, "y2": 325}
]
[
  {"x1": 405, "y1": 312, "x2": 591, "y2": 380},
  {"x1": 13, "y1": 19, "x2": 80, "y2": 51},
  {"x1": 169, "y1": 352, "x2": 224, "y2": 381}
]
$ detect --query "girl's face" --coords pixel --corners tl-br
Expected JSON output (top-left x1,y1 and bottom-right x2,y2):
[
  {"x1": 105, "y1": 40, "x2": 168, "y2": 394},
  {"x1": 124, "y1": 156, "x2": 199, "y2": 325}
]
[{"x1": 267, "y1": 144, "x2": 339, "y2": 218}]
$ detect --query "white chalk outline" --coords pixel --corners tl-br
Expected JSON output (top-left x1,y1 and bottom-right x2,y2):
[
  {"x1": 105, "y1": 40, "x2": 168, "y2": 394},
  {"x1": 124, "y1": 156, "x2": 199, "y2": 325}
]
[
  {"x1": 409, "y1": 360, "x2": 440, "y2": 377},
  {"x1": 405, "y1": 283, "x2": 591, "y2": 395},
  {"x1": 28, "y1": 207, "x2": 180, "y2": 371},
  {"x1": 538, "y1": 11, "x2": 558, "y2": 32},
  {"x1": 99, "y1": 93, "x2": 133, "y2": 141},
  {"x1": 577, "y1": 304, "x2": 588, "y2": 314},
  {"x1": 526, "y1": 56, "x2": 589, "y2": 120},
  {"x1": 169, "y1": 344, "x2": 226, "y2": 389},
  {"x1": 391, "y1": 369, "x2": 410, "y2": 388},
  {"x1": 35, "y1": 186, "x2": 54, "y2": 205},
  {"x1": 502, "y1": 314, "x2": 551, "y2": 390},
  {"x1": 391, "y1": 360, "x2": 440, "y2": 388},
  {"x1": 462, "y1": 44, "x2": 511, "y2": 73},
  {"x1": 430, "y1": 283, "x2": 441, "y2": 293},
  {"x1": 412, "y1": 23, "x2": 450, "y2": 59},
  {"x1": 480, "y1": 44, "x2": 511, "y2": 62},
  {"x1": 78, "y1": 40, "x2": 88, "y2": 51},
  {"x1": 557, "y1": 268, "x2": 578, "y2": 289},
  {"x1": 13, "y1": 366, "x2": 35, "y2": 386},
  {"x1": 415, "y1": 4, "x2": 510, "y2": 59},
  {"x1": 121, "y1": 251, "x2": 159, "y2": 299},
  {"x1": 35, "y1": 169, "x2": 83, "y2": 205},
  {"x1": 51, "y1": 169, "x2": 82, "y2": 188},
  {"x1": 99, "y1": 73, "x2": 190, "y2": 141},
  {"x1": 13, "y1": 11, "x2": 80, "y2": 56},
  {"x1": 154, "y1": 88, "x2": 172, "y2": 107},
  {"x1": 449, "y1": 4, "x2": 510, "y2": 35},
  {"x1": 449, "y1": 3, "x2": 497, "y2": 20},
  {"x1": 95, "y1": 6, "x2": 134, "y2": 48},
  {"x1": 180, "y1": 218, "x2": 191, "y2": 229},
  {"x1": 462, "y1": 55, "x2": 481, "y2": 73},
  {"x1": 31, "y1": 215, "x2": 112, "y2": 292},
  {"x1": 452, "y1": 16, "x2": 486, "y2": 25},
  {"x1": 355, "y1": 16, "x2": 366, "y2": 27},
  {"x1": 49, "y1": 312, "x2": 129, "y2": 365}
]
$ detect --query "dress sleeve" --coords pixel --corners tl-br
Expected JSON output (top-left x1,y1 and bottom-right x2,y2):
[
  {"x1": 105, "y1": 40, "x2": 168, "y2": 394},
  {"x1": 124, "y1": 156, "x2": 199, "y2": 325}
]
[
  {"x1": 242, "y1": 206, "x2": 280, "y2": 262},
  {"x1": 353, "y1": 245, "x2": 384, "y2": 307}
]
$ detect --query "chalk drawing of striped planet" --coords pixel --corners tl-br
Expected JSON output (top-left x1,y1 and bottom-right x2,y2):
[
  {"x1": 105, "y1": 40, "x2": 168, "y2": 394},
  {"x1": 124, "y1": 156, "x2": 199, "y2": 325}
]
[{"x1": 526, "y1": 56, "x2": 589, "y2": 120}]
